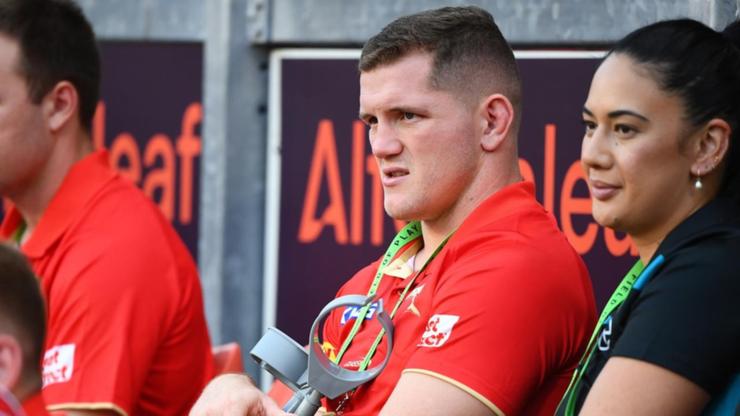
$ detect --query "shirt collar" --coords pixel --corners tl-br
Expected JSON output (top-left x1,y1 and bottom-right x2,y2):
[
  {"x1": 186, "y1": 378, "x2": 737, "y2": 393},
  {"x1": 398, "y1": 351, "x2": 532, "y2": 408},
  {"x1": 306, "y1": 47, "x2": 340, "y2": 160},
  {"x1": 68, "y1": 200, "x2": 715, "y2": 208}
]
[
  {"x1": 655, "y1": 197, "x2": 740, "y2": 258},
  {"x1": 454, "y1": 180, "x2": 538, "y2": 240},
  {"x1": 0, "y1": 150, "x2": 116, "y2": 259}
]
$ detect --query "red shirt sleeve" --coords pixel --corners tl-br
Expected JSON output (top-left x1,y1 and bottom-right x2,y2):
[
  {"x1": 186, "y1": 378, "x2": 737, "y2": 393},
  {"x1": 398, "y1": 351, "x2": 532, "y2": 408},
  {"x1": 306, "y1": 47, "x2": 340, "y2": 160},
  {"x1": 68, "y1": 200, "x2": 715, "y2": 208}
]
[{"x1": 41, "y1": 230, "x2": 178, "y2": 415}]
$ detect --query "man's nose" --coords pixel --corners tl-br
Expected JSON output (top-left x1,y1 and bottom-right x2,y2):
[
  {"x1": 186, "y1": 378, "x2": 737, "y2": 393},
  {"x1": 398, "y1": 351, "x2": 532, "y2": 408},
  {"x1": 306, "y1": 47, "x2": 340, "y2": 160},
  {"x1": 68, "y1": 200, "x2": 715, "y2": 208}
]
[{"x1": 369, "y1": 122, "x2": 403, "y2": 159}]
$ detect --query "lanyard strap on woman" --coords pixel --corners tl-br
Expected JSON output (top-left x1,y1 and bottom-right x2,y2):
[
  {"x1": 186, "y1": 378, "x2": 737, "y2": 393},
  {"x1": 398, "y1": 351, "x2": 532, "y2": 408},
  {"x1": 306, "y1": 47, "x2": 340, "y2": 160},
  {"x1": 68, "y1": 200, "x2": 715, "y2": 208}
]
[{"x1": 559, "y1": 254, "x2": 666, "y2": 415}]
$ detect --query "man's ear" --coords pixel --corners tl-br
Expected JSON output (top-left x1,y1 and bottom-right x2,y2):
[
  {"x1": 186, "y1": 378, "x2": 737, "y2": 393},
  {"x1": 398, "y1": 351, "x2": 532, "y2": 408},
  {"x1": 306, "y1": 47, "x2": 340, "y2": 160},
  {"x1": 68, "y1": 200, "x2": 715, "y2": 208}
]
[
  {"x1": 690, "y1": 118, "x2": 730, "y2": 177},
  {"x1": 0, "y1": 334, "x2": 23, "y2": 392},
  {"x1": 42, "y1": 81, "x2": 79, "y2": 133},
  {"x1": 479, "y1": 93, "x2": 515, "y2": 152}
]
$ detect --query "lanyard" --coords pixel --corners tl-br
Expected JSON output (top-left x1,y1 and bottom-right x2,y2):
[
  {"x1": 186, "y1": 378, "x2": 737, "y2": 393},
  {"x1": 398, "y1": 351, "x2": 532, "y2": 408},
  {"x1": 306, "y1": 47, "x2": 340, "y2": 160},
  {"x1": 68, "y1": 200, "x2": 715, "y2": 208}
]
[
  {"x1": 11, "y1": 221, "x2": 26, "y2": 247},
  {"x1": 560, "y1": 254, "x2": 666, "y2": 415},
  {"x1": 333, "y1": 221, "x2": 452, "y2": 370}
]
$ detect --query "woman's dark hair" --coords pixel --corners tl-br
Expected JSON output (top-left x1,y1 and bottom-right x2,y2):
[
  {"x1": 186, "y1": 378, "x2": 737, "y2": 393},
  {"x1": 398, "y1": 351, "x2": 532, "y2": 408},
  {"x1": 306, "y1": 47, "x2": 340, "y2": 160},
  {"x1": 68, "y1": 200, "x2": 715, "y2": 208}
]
[{"x1": 609, "y1": 19, "x2": 740, "y2": 204}]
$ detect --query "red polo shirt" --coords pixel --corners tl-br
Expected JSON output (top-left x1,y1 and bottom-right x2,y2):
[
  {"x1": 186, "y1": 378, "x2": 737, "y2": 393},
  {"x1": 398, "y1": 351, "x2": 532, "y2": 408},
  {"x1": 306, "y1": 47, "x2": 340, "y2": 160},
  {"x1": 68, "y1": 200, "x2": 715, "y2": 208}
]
[
  {"x1": 23, "y1": 392, "x2": 49, "y2": 416},
  {"x1": 0, "y1": 390, "x2": 47, "y2": 416},
  {"x1": 0, "y1": 151, "x2": 214, "y2": 415},
  {"x1": 322, "y1": 181, "x2": 596, "y2": 415}
]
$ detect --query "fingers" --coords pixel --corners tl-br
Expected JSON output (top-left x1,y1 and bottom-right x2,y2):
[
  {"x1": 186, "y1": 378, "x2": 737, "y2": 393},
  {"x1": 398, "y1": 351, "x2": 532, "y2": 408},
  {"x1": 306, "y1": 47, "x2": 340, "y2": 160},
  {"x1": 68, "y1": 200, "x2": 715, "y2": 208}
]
[{"x1": 190, "y1": 373, "x2": 266, "y2": 416}]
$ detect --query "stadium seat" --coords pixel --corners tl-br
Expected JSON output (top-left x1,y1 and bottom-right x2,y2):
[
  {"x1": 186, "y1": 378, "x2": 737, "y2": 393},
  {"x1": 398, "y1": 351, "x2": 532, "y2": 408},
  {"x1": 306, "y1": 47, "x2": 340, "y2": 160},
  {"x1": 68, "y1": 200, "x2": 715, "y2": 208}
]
[
  {"x1": 212, "y1": 342, "x2": 244, "y2": 375},
  {"x1": 267, "y1": 379, "x2": 294, "y2": 408}
]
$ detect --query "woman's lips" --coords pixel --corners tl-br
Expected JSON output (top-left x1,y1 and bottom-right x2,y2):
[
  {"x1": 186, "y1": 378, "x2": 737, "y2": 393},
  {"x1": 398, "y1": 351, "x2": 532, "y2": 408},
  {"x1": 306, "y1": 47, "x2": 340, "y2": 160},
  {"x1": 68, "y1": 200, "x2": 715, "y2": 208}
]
[{"x1": 589, "y1": 179, "x2": 620, "y2": 201}]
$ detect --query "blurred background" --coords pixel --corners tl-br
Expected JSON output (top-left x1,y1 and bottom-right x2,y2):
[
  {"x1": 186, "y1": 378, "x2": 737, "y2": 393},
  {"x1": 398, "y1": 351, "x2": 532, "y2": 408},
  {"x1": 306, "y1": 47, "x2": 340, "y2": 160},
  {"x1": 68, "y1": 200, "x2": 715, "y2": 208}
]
[{"x1": 44, "y1": 0, "x2": 740, "y2": 382}]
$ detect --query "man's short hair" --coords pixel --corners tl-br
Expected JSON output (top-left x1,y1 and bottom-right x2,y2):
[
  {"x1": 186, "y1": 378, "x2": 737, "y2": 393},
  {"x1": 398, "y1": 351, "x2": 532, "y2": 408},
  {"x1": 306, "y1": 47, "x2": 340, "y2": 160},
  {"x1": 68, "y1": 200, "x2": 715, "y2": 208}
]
[
  {"x1": 0, "y1": 244, "x2": 46, "y2": 387},
  {"x1": 0, "y1": 0, "x2": 100, "y2": 132},
  {"x1": 359, "y1": 6, "x2": 521, "y2": 111}
]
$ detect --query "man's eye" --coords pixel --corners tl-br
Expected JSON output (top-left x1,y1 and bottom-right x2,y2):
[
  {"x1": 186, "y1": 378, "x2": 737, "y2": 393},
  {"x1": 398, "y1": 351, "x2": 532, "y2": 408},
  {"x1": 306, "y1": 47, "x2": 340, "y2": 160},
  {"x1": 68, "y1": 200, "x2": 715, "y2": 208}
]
[{"x1": 403, "y1": 112, "x2": 415, "y2": 120}]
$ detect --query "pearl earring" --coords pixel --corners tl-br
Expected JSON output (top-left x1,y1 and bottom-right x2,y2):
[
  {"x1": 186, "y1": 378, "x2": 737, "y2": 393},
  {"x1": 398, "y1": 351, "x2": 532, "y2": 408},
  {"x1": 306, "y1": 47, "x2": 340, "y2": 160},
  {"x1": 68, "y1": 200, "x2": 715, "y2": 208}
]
[{"x1": 694, "y1": 169, "x2": 702, "y2": 190}]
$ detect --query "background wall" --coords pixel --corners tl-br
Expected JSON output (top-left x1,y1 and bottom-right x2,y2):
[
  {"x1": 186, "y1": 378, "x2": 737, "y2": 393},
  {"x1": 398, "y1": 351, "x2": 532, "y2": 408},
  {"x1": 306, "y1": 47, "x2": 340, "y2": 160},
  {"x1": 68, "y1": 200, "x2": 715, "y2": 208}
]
[{"x1": 76, "y1": 0, "x2": 740, "y2": 382}]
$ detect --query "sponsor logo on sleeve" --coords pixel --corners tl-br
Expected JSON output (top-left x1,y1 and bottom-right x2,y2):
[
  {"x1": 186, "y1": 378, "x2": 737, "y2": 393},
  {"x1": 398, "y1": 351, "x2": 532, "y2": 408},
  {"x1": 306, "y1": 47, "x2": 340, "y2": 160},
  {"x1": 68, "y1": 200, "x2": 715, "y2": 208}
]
[
  {"x1": 340, "y1": 302, "x2": 379, "y2": 325},
  {"x1": 42, "y1": 344, "x2": 75, "y2": 387},
  {"x1": 418, "y1": 314, "x2": 459, "y2": 348}
]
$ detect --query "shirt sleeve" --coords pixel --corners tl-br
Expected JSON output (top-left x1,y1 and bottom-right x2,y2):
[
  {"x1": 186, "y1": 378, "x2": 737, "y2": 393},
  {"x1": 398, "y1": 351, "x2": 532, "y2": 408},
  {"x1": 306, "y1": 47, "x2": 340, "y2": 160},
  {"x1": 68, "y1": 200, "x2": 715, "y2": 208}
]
[
  {"x1": 403, "y1": 237, "x2": 593, "y2": 415},
  {"x1": 611, "y1": 241, "x2": 740, "y2": 395},
  {"x1": 41, "y1": 231, "x2": 176, "y2": 415}
]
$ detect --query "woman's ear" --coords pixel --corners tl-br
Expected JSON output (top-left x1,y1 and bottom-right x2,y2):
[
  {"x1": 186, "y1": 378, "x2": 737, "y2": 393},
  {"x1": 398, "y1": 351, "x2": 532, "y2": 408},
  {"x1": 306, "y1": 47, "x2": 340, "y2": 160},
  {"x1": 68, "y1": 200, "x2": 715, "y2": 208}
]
[
  {"x1": 480, "y1": 93, "x2": 515, "y2": 152},
  {"x1": 0, "y1": 334, "x2": 23, "y2": 393},
  {"x1": 690, "y1": 118, "x2": 730, "y2": 177}
]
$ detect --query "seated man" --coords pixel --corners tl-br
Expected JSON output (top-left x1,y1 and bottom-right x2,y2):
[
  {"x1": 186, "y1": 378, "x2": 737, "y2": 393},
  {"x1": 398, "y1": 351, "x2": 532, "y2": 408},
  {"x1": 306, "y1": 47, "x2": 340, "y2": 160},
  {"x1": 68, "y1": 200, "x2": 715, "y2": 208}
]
[
  {"x1": 192, "y1": 6, "x2": 597, "y2": 416},
  {"x1": 0, "y1": 244, "x2": 48, "y2": 415},
  {"x1": 0, "y1": 1, "x2": 214, "y2": 414}
]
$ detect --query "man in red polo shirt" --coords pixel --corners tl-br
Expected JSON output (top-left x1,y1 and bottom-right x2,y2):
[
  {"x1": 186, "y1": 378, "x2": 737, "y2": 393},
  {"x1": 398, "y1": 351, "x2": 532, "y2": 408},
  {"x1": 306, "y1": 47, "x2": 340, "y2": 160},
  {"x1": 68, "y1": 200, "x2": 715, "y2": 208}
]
[
  {"x1": 191, "y1": 6, "x2": 596, "y2": 416},
  {"x1": 0, "y1": 1, "x2": 214, "y2": 414},
  {"x1": 0, "y1": 244, "x2": 49, "y2": 416}
]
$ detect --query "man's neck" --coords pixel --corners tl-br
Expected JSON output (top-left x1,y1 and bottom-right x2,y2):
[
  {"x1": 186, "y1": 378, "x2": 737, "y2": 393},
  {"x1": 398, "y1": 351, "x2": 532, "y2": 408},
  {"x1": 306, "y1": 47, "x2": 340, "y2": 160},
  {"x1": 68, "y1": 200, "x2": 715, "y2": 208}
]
[
  {"x1": 415, "y1": 187, "x2": 491, "y2": 266},
  {"x1": 9, "y1": 134, "x2": 93, "y2": 234},
  {"x1": 415, "y1": 152, "x2": 522, "y2": 268}
]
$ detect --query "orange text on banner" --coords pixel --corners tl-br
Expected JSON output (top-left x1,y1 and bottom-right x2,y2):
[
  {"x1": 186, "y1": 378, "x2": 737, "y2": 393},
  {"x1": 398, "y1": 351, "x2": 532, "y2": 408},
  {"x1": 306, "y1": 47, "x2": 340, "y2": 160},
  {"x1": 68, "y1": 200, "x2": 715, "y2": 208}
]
[
  {"x1": 296, "y1": 119, "x2": 636, "y2": 256},
  {"x1": 92, "y1": 101, "x2": 202, "y2": 225}
]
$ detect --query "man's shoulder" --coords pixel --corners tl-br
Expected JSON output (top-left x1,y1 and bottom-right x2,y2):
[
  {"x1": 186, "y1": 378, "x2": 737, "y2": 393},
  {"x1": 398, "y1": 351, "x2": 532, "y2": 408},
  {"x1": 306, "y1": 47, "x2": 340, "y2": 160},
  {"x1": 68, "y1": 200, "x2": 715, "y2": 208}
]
[
  {"x1": 451, "y1": 205, "x2": 577, "y2": 263},
  {"x1": 87, "y1": 173, "x2": 163, "y2": 218},
  {"x1": 455, "y1": 182, "x2": 566, "y2": 248},
  {"x1": 52, "y1": 173, "x2": 197, "y2": 283},
  {"x1": 439, "y1": 201, "x2": 591, "y2": 297},
  {"x1": 75, "y1": 175, "x2": 181, "y2": 248}
]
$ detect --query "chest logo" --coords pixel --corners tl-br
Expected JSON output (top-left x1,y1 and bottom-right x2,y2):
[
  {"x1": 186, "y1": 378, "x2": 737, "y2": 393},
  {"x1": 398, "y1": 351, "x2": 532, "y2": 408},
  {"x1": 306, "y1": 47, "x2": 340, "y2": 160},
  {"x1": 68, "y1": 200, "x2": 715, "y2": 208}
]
[
  {"x1": 418, "y1": 314, "x2": 459, "y2": 348},
  {"x1": 404, "y1": 284, "x2": 425, "y2": 317}
]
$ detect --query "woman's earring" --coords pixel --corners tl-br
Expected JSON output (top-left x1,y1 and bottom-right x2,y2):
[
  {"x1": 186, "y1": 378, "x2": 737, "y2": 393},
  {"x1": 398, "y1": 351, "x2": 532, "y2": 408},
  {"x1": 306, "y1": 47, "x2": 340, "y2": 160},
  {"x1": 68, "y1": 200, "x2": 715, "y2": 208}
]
[{"x1": 694, "y1": 169, "x2": 703, "y2": 190}]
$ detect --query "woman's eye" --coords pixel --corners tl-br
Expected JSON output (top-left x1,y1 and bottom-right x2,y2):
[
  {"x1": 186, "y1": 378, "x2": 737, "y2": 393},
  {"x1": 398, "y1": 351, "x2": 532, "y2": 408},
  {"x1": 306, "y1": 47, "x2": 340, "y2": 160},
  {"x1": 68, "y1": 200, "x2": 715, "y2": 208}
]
[{"x1": 615, "y1": 124, "x2": 636, "y2": 135}]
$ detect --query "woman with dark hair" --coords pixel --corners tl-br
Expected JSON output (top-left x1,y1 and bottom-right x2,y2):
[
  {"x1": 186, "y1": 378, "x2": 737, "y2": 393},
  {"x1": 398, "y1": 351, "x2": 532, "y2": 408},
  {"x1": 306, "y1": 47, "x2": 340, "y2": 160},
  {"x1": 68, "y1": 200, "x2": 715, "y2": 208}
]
[{"x1": 557, "y1": 19, "x2": 740, "y2": 415}]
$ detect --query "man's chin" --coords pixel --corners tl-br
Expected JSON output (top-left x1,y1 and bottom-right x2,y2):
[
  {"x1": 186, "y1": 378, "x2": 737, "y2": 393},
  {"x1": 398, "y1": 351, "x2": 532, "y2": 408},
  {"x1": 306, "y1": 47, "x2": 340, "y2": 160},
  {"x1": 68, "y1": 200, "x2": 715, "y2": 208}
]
[{"x1": 384, "y1": 204, "x2": 415, "y2": 222}]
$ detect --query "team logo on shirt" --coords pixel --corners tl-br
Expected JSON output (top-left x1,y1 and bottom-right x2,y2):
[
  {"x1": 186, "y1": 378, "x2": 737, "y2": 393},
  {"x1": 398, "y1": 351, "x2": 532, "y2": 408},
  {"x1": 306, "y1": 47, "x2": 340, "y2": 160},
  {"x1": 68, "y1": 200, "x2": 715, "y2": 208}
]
[
  {"x1": 418, "y1": 314, "x2": 459, "y2": 348},
  {"x1": 404, "y1": 284, "x2": 425, "y2": 317},
  {"x1": 340, "y1": 302, "x2": 379, "y2": 325},
  {"x1": 42, "y1": 344, "x2": 75, "y2": 387},
  {"x1": 598, "y1": 316, "x2": 613, "y2": 352}
]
